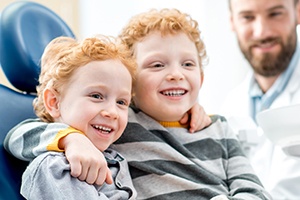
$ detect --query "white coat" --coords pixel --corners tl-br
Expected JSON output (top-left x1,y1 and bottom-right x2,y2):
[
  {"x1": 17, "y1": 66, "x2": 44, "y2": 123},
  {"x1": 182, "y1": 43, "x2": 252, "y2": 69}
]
[{"x1": 220, "y1": 58, "x2": 300, "y2": 200}]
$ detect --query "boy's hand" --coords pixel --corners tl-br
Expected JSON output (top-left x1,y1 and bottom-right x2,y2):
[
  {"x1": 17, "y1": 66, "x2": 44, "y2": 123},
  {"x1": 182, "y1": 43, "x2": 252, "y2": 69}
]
[
  {"x1": 179, "y1": 103, "x2": 212, "y2": 133},
  {"x1": 62, "y1": 133, "x2": 113, "y2": 185}
]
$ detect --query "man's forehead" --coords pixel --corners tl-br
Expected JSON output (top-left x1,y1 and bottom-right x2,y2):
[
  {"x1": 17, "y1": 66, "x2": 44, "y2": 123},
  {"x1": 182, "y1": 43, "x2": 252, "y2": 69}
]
[{"x1": 230, "y1": 0, "x2": 290, "y2": 14}]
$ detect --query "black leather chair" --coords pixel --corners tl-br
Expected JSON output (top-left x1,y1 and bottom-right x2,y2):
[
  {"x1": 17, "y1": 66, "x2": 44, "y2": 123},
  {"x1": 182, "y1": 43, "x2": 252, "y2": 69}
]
[{"x1": 0, "y1": 1, "x2": 75, "y2": 199}]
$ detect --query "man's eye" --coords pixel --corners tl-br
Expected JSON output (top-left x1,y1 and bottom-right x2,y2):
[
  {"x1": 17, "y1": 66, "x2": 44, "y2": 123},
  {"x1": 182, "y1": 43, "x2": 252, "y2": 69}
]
[
  {"x1": 270, "y1": 11, "x2": 282, "y2": 17},
  {"x1": 240, "y1": 15, "x2": 254, "y2": 22}
]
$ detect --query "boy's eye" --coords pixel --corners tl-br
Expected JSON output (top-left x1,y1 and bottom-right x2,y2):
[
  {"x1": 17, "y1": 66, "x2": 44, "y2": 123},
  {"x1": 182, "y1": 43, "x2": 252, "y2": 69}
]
[
  {"x1": 182, "y1": 61, "x2": 195, "y2": 67},
  {"x1": 151, "y1": 62, "x2": 164, "y2": 68},
  {"x1": 117, "y1": 100, "x2": 128, "y2": 106},
  {"x1": 90, "y1": 93, "x2": 103, "y2": 99}
]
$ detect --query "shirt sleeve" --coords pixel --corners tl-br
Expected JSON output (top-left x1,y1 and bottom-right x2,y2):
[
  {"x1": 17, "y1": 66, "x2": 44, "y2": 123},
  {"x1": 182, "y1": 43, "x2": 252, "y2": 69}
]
[
  {"x1": 223, "y1": 121, "x2": 272, "y2": 200},
  {"x1": 4, "y1": 118, "x2": 82, "y2": 161},
  {"x1": 47, "y1": 126, "x2": 84, "y2": 151},
  {"x1": 21, "y1": 152, "x2": 110, "y2": 200}
]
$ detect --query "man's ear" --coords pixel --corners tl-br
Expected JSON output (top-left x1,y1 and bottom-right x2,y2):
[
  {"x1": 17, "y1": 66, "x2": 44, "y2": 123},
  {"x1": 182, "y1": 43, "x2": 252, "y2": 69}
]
[
  {"x1": 43, "y1": 88, "x2": 61, "y2": 119},
  {"x1": 230, "y1": 14, "x2": 236, "y2": 32}
]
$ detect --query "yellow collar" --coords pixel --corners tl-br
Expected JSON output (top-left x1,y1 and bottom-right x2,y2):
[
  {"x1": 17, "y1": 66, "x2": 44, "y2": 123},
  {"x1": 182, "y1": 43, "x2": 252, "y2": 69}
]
[{"x1": 158, "y1": 121, "x2": 189, "y2": 128}]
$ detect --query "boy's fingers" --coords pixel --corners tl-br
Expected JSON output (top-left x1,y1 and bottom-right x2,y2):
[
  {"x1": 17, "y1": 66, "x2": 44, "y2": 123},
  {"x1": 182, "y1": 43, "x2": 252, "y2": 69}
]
[
  {"x1": 85, "y1": 163, "x2": 100, "y2": 185},
  {"x1": 94, "y1": 166, "x2": 112, "y2": 185},
  {"x1": 78, "y1": 162, "x2": 89, "y2": 182},
  {"x1": 105, "y1": 167, "x2": 113, "y2": 185},
  {"x1": 69, "y1": 158, "x2": 82, "y2": 178},
  {"x1": 179, "y1": 113, "x2": 189, "y2": 124},
  {"x1": 189, "y1": 110, "x2": 212, "y2": 133}
]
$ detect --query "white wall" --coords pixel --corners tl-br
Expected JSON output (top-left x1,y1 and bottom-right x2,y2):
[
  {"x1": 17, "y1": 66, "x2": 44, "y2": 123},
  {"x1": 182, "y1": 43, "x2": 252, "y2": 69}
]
[{"x1": 78, "y1": 0, "x2": 251, "y2": 114}]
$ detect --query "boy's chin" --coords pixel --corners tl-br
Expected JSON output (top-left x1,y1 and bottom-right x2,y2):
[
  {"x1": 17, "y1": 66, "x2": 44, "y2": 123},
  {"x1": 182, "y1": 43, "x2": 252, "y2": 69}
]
[{"x1": 162, "y1": 110, "x2": 188, "y2": 122}]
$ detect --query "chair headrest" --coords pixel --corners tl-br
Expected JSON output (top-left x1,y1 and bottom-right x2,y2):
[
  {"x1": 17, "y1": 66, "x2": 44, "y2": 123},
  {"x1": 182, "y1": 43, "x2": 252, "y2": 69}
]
[{"x1": 0, "y1": 1, "x2": 75, "y2": 93}]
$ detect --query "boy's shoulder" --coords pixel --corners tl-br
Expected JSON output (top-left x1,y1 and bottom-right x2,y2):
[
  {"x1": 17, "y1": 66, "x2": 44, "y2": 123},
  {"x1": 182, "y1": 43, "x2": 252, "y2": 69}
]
[
  {"x1": 204, "y1": 114, "x2": 239, "y2": 140},
  {"x1": 209, "y1": 114, "x2": 227, "y2": 124},
  {"x1": 23, "y1": 152, "x2": 68, "y2": 182},
  {"x1": 30, "y1": 152, "x2": 67, "y2": 168}
]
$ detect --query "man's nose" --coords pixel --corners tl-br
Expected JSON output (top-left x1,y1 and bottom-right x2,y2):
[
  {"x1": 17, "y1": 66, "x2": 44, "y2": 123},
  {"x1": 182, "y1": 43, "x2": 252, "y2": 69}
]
[{"x1": 252, "y1": 17, "x2": 273, "y2": 39}]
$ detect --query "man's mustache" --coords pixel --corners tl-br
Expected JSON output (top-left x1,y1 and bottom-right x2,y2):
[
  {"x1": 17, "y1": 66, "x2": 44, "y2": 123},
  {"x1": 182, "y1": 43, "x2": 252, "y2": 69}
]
[{"x1": 249, "y1": 37, "x2": 281, "y2": 47}]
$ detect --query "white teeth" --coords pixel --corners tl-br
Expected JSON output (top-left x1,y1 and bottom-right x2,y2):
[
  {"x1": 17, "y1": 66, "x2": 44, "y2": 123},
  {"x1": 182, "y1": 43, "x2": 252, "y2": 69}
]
[
  {"x1": 162, "y1": 90, "x2": 185, "y2": 96},
  {"x1": 93, "y1": 125, "x2": 112, "y2": 133}
]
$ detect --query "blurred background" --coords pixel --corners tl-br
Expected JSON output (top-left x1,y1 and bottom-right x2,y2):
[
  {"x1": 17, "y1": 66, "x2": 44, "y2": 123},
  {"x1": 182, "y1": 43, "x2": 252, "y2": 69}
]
[{"x1": 0, "y1": 0, "x2": 251, "y2": 114}]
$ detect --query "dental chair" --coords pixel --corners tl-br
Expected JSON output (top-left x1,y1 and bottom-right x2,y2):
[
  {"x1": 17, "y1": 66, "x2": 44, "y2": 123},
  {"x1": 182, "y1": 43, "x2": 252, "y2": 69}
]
[{"x1": 0, "y1": 1, "x2": 75, "y2": 199}]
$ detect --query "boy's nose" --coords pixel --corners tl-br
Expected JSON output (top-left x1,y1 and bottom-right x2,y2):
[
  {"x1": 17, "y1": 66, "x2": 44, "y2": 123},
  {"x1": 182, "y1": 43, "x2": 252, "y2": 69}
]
[
  {"x1": 166, "y1": 68, "x2": 185, "y2": 81},
  {"x1": 100, "y1": 106, "x2": 119, "y2": 120}
]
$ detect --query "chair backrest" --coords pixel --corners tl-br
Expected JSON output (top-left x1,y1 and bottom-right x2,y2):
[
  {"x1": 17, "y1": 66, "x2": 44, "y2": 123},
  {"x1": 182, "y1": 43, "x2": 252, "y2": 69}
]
[{"x1": 0, "y1": 1, "x2": 75, "y2": 199}]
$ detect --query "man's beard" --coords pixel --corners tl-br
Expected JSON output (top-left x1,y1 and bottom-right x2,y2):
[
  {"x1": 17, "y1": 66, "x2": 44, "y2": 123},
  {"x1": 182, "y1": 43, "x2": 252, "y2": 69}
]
[{"x1": 239, "y1": 30, "x2": 297, "y2": 77}]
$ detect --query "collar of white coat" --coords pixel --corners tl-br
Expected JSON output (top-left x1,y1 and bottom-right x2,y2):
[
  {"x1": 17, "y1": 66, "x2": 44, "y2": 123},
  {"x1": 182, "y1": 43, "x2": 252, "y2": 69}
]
[{"x1": 249, "y1": 41, "x2": 300, "y2": 102}]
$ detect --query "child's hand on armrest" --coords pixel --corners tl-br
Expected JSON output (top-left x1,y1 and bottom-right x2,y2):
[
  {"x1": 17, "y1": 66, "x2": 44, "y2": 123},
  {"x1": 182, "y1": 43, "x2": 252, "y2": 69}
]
[
  {"x1": 60, "y1": 133, "x2": 113, "y2": 185},
  {"x1": 180, "y1": 103, "x2": 212, "y2": 133}
]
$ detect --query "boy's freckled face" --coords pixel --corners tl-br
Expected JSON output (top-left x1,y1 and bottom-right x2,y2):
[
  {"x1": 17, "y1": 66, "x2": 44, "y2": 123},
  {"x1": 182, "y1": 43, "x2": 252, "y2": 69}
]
[
  {"x1": 55, "y1": 60, "x2": 132, "y2": 151},
  {"x1": 133, "y1": 32, "x2": 202, "y2": 122}
]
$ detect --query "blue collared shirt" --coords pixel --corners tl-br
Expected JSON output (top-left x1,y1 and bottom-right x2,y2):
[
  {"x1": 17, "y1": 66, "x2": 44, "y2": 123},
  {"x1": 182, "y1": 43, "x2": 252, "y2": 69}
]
[{"x1": 249, "y1": 43, "x2": 300, "y2": 121}]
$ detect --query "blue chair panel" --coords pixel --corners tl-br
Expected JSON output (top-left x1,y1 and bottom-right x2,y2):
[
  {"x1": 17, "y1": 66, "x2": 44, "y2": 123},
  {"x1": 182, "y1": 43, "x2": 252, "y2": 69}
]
[
  {"x1": 0, "y1": 1, "x2": 75, "y2": 93},
  {"x1": 0, "y1": 1, "x2": 75, "y2": 199}
]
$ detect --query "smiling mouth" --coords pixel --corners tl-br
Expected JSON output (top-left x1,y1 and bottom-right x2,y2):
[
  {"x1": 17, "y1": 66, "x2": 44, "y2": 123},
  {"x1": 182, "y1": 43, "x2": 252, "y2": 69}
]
[
  {"x1": 92, "y1": 125, "x2": 112, "y2": 134},
  {"x1": 252, "y1": 38, "x2": 280, "y2": 49},
  {"x1": 254, "y1": 42, "x2": 276, "y2": 49},
  {"x1": 161, "y1": 89, "x2": 187, "y2": 96}
]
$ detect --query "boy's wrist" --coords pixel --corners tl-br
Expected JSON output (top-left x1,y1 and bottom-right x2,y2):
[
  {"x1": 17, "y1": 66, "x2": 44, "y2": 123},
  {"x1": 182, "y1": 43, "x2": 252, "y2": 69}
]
[
  {"x1": 59, "y1": 132, "x2": 85, "y2": 150},
  {"x1": 46, "y1": 127, "x2": 84, "y2": 151}
]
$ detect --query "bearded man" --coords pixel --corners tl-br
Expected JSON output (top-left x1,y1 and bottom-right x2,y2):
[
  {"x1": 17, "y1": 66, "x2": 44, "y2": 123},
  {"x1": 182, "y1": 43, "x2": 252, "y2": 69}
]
[{"x1": 221, "y1": 0, "x2": 300, "y2": 199}]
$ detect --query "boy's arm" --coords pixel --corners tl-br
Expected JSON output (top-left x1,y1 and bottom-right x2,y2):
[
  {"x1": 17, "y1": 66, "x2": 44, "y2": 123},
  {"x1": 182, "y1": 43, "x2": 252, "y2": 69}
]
[
  {"x1": 21, "y1": 152, "x2": 110, "y2": 200},
  {"x1": 62, "y1": 132, "x2": 113, "y2": 185},
  {"x1": 4, "y1": 118, "x2": 113, "y2": 185},
  {"x1": 179, "y1": 103, "x2": 212, "y2": 133},
  {"x1": 225, "y1": 128, "x2": 271, "y2": 199},
  {"x1": 4, "y1": 118, "x2": 69, "y2": 161}
]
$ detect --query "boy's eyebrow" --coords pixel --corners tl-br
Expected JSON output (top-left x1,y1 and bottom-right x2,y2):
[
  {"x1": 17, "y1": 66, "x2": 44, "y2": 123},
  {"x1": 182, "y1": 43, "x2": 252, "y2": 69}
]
[
  {"x1": 84, "y1": 84, "x2": 107, "y2": 90},
  {"x1": 86, "y1": 84, "x2": 132, "y2": 95}
]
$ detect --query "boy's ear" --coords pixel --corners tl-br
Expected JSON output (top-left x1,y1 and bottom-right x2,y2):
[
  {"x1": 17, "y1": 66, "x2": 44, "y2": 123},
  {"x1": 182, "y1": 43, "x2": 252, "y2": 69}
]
[
  {"x1": 43, "y1": 88, "x2": 61, "y2": 119},
  {"x1": 200, "y1": 71, "x2": 204, "y2": 88}
]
